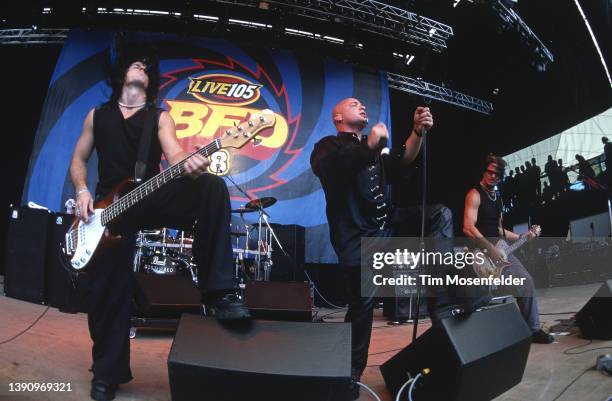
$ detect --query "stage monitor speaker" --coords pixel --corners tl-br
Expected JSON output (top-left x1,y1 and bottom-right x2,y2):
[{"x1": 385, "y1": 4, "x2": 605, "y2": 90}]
[
  {"x1": 4, "y1": 207, "x2": 51, "y2": 303},
  {"x1": 381, "y1": 302, "x2": 532, "y2": 401},
  {"x1": 168, "y1": 314, "x2": 351, "y2": 401},
  {"x1": 133, "y1": 273, "x2": 201, "y2": 318},
  {"x1": 245, "y1": 281, "x2": 312, "y2": 321},
  {"x1": 268, "y1": 223, "x2": 305, "y2": 282},
  {"x1": 576, "y1": 280, "x2": 612, "y2": 340}
]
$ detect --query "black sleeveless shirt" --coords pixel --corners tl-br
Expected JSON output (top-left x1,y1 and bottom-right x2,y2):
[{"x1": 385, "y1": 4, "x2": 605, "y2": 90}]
[
  {"x1": 93, "y1": 103, "x2": 162, "y2": 197},
  {"x1": 474, "y1": 185, "x2": 503, "y2": 239}
]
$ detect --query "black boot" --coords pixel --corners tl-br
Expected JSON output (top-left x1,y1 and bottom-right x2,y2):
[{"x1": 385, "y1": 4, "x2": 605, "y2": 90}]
[
  {"x1": 206, "y1": 293, "x2": 251, "y2": 321},
  {"x1": 90, "y1": 380, "x2": 117, "y2": 401},
  {"x1": 532, "y1": 329, "x2": 554, "y2": 344}
]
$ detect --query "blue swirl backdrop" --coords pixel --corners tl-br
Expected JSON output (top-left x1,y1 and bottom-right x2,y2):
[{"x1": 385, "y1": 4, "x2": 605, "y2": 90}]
[{"x1": 23, "y1": 29, "x2": 391, "y2": 263}]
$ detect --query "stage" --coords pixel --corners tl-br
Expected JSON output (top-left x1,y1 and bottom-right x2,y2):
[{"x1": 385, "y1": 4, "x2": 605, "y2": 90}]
[{"x1": 1, "y1": 279, "x2": 610, "y2": 401}]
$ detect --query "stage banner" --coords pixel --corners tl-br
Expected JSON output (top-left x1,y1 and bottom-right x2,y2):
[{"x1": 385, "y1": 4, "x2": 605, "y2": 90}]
[{"x1": 23, "y1": 29, "x2": 391, "y2": 263}]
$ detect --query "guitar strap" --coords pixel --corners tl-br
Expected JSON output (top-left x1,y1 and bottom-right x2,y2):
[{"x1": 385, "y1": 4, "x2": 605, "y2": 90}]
[
  {"x1": 134, "y1": 106, "x2": 162, "y2": 183},
  {"x1": 497, "y1": 193, "x2": 506, "y2": 240}
]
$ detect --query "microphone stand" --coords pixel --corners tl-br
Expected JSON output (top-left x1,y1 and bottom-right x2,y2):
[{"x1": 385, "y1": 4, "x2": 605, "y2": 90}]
[{"x1": 412, "y1": 132, "x2": 427, "y2": 342}]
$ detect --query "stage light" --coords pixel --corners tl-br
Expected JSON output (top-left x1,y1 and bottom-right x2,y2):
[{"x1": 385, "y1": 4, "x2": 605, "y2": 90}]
[
  {"x1": 492, "y1": 88, "x2": 500, "y2": 95},
  {"x1": 429, "y1": 28, "x2": 437, "y2": 36},
  {"x1": 31, "y1": 24, "x2": 38, "y2": 31},
  {"x1": 258, "y1": 1, "x2": 270, "y2": 10},
  {"x1": 405, "y1": 54, "x2": 415, "y2": 65},
  {"x1": 453, "y1": 0, "x2": 462, "y2": 8}
]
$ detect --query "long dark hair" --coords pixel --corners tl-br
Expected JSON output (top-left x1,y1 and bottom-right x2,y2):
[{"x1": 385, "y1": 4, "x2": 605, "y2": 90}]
[
  {"x1": 107, "y1": 37, "x2": 160, "y2": 107},
  {"x1": 483, "y1": 153, "x2": 507, "y2": 177}
]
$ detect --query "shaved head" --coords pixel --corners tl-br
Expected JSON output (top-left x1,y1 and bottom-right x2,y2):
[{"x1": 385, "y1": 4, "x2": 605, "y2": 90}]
[{"x1": 332, "y1": 97, "x2": 368, "y2": 133}]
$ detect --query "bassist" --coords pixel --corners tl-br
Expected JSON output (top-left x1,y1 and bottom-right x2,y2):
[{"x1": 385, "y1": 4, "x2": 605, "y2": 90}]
[
  {"x1": 69, "y1": 46, "x2": 250, "y2": 401},
  {"x1": 463, "y1": 154, "x2": 553, "y2": 344}
]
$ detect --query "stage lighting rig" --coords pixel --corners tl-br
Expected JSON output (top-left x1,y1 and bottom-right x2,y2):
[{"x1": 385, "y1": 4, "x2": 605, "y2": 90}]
[
  {"x1": 0, "y1": 28, "x2": 68, "y2": 45},
  {"x1": 208, "y1": 0, "x2": 454, "y2": 52},
  {"x1": 387, "y1": 72, "x2": 494, "y2": 115},
  {"x1": 491, "y1": 0, "x2": 554, "y2": 71}
]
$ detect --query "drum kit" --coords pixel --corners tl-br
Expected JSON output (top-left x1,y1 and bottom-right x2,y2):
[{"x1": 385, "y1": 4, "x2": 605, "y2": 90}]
[{"x1": 133, "y1": 196, "x2": 284, "y2": 287}]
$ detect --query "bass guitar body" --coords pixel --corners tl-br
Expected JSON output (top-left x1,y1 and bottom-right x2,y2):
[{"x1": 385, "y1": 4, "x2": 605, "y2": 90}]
[{"x1": 62, "y1": 179, "x2": 136, "y2": 271}]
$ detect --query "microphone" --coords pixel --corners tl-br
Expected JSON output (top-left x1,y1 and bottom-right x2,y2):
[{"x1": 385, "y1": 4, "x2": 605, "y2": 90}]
[{"x1": 379, "y1": 137, "x2": 390, "y2": 156}]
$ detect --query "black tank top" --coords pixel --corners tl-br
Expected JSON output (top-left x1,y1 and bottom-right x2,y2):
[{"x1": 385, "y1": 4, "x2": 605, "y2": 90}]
[
  {"x1": 93, "y1": 103, "x2": 162, "y2": 197},
  {"x1": 474, "y1": 185, "x2": 503, "y2": 239}
]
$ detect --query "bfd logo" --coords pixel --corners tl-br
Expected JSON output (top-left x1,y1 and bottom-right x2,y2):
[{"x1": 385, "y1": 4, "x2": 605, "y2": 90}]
[
  {"x1": 163, "y1": 67, "x2": 292, "y2": 182},
  {"x1": 187, "y1": 74, "x2": 262, "y2": 106}
]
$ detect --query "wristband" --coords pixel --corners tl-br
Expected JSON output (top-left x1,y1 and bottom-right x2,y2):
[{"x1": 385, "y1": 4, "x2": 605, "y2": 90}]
[{"x1": 76, "y1": 188, "x2": 89, "y2": 196}]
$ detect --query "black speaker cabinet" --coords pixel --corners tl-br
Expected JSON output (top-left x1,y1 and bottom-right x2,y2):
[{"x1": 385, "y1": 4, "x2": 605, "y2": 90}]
[
  {"x1": 168, "y1": 314, "x2": 351, "y2": 401},
  {"x1": 4, "y1": 207, "x2": 51, "y2": 303},
  {"x1": 383, "y1": 296, "x2": 428, "y2": 322},
  {"x1": 268, "y1": 224, "x2": 305, "y2": 282},
  {"x1": 133, "y1": 273, "x2": 201, "y2": 318},
  {"x1": 381, "y1": 302, "x2": 532, "y2": 401},
  {"x1": 576, "y1": 280, "x2": 612, "y2": 340},
  {"x1": 245, "y1": 281, "x2": 313, "y2": 321}
]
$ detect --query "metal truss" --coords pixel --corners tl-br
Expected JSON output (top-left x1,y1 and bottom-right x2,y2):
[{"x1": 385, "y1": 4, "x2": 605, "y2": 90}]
[
  {"x1": 387, "y1": 72, "x2": 494, "y2": 115},
  {"x1": 210, "y1": 0, "x2": 454, "y2": 52},
  {"x1": 0, "y1": 28, "x2": 69, "y2": 45},
  {"x1": 492, "y1": 0, "x2": 554, "y2": 65}
]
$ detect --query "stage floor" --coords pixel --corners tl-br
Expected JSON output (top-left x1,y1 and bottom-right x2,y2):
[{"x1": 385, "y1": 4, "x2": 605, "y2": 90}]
[{"x1": 1, "y1": 279, "x2": 611, "y2": 401}]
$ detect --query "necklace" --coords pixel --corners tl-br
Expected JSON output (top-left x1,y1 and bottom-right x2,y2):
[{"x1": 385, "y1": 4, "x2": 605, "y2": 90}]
[
  {"x1": 480, "y1": 183, "x2": 497, "y2": 201},
  {"x1": 118, "y1": 101, "x2": 146, "y2": 109}
]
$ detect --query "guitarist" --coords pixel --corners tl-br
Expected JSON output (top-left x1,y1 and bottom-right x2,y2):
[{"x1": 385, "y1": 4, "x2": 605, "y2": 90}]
[
  {"x1": 69, "y1": 46, "x2": 249, "y2": 401},
  {"x1": 463, "y1": 154, "x2": 553, "y2": 344}
]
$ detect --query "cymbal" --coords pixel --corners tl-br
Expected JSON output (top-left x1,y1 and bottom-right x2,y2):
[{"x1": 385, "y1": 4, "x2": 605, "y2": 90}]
[
  {"x1": 245, "y1": 197, "x2": 277, "y2": 210},
  {"x1": 141, "y1": 229, "x2": 162, "y2": 235},
  {"x1": 231, "y1": 207, "x2": 257, "y2": 214}
]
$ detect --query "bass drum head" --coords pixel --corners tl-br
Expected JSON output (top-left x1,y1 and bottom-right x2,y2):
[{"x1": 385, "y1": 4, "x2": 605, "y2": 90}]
[{"x1": 142, "y1": 252, "x2": 191, "y2": 276}]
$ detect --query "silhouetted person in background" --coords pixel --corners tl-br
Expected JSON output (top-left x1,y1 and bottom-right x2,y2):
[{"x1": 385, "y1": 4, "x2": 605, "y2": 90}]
[
  {"x1": 531, "y1": 157, "x2": 541, "y2": 197},
  {"x1": 524, "y1": 161, "x2": 538, "y2": 209},
  {"x1": 502, "y1": 169, "x2": 515, "y2": 209},
  {"x1": 544, "y1": 155, "x2": 559, "y2": 196},
  {"x1": 575, "y1": 154, "x2": 595, "y2": 189},
  {"x1": 542, "y1": 181, "x2": 554, "y2": 204},
  {"x1": 558, "y1": 159, "x2": 570, "y2": 194},
  {"x1": 513, "y1": 166, "x2": 524, "y2": 209}
]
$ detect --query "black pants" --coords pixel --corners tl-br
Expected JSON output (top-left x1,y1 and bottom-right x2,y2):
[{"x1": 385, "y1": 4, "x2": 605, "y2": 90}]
[
  {"x1": 87, "y1": 174, "x2": 236, "y2": 385},
  {"x1": 343, "y1": 204, "x2": 453, "y2": 378}
]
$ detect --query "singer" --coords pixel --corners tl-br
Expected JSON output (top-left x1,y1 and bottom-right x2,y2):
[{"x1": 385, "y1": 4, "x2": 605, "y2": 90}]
[{"x1": 310, "y1": 98, "x2": 452, "y2": 400}]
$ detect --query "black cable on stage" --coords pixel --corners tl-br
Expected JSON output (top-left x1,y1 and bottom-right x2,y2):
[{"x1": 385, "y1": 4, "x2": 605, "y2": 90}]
[
  {"x1": 303, "y1": 269, "x2": 347, "y2": 310},
  {"x1": 369, "y1": 347, "x2": 402, "y2": 356},
  {"x1": 550, "y1": 367, "x2": 592, "y2": 401},
  {"x1": 563, "y1": 339, "x2": 612, "y2": 355},
  {"x1": 317, "y1": 309, "x2": 347, "y2": 322},
  {"x1": 0, "y1": 305, "x2": 51, "y2": 346},
  {"x1": 539, "y1": 311, "x2": 577, "y2": 315},
  {"x1": 563, "y1": 339, "x2": 593, "y2": 354}
]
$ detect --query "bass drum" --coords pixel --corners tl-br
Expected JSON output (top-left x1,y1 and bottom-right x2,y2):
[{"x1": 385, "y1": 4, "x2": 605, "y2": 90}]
[{"x1": 142, "y1": 251, "x2": 191, "y2": 276}]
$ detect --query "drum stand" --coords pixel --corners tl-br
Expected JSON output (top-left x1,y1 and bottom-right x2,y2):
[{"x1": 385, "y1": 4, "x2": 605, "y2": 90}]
[
  {"x1": 252, "y1": 207, "x2": 287, "y2": 281},
  {"x1": 227, "y1": 175, "x2": 288, "y2": 281}
]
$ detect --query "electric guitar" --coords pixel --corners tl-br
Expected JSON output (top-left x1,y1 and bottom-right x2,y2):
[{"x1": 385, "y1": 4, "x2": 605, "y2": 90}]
[
  {"x1": 62, "y1": 109, "x2": 276, "y2": 272},
  {"x1": 472, "y1": 225, "x2": 541, "y2": 279}
]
